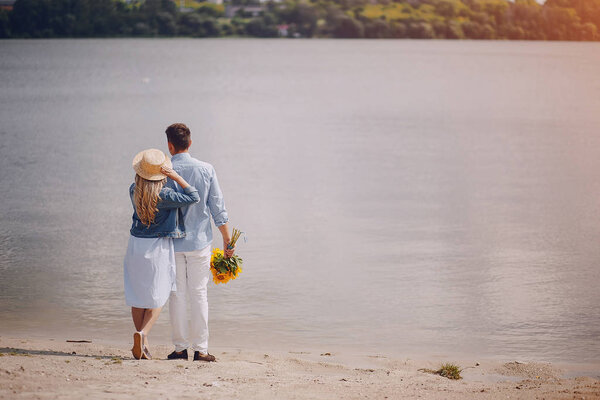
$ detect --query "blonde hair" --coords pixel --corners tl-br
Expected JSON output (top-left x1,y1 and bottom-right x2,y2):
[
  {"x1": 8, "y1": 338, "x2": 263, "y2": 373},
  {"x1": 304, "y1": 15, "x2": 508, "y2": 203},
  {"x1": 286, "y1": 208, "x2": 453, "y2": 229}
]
[{"x1": 134, "y1": 174, "x2": 166, "y2": 227}]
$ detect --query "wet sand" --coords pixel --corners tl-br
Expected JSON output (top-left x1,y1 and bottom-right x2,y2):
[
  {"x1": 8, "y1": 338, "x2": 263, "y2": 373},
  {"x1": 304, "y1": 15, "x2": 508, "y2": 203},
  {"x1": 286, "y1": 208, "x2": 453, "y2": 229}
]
[{"x1": 1, "y1": 336, "x2": 599, "y2": 399}]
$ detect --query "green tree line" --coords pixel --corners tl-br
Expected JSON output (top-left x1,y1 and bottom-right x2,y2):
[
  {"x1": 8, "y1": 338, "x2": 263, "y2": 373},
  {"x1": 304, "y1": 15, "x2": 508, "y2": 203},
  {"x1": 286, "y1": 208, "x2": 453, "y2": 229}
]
[{"x1": 1, "y1": 0, "x2": 599, "y2": 40}]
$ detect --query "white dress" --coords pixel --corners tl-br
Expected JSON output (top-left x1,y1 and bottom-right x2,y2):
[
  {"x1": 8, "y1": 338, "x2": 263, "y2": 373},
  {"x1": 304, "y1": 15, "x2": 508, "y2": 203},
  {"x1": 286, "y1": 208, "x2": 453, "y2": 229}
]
[{"x1": 123, "y1": 235, "x2": 176, "y2": 308}]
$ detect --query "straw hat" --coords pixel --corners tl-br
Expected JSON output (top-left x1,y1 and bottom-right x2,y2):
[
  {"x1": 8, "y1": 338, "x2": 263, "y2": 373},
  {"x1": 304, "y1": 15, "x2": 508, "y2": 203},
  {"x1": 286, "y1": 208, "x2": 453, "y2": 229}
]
[{"x1": 132, "y1": 148, "x2": 172, "y2": 181}]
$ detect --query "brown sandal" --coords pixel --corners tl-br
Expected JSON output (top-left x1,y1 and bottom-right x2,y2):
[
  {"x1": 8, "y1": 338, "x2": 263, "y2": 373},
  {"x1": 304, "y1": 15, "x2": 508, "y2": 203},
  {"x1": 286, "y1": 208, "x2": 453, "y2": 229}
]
[{"x1": 132, "y1": 332, "x2": 143, "y2": 360}]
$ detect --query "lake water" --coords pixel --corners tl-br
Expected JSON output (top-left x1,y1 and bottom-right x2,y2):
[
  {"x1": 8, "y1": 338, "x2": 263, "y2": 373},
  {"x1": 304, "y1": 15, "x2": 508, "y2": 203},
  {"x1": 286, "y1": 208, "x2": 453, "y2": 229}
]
[{"x1": 0, "y1": 39, "x2": 599, "y2": 364}]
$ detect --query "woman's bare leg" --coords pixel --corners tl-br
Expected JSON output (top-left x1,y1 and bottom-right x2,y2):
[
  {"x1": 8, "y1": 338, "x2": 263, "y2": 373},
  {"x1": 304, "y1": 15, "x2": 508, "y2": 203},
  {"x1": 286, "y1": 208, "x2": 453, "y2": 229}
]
[
  {"x1": 131, "y1": 307, "x2": 145, "y2": 332},
  {"x1": 130, "y1": 307, "x2": 146, "y2": 360},
  {"x1": 140, "y1": 307, "x2": 162, "y2": 348},
  {"x1": 140, "y1": 307, "x2": 162, "y2": 333}
]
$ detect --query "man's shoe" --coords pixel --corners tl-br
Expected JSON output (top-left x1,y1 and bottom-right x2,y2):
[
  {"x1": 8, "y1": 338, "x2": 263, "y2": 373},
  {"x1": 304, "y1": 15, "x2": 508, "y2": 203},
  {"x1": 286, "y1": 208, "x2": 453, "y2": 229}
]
[
  {"x1": 193, "y1": 351, "x2": 216, "y2": 362},
  {"x1": 167, "y1": 349, "x2": 188, "y2": 360}
]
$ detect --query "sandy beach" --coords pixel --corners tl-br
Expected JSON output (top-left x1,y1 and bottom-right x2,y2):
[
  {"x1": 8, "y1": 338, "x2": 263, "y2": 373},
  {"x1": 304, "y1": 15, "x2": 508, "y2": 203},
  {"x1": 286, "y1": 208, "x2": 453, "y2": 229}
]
[{"x1": 0, "y1": 336, "x2": 598, "y2": 399}]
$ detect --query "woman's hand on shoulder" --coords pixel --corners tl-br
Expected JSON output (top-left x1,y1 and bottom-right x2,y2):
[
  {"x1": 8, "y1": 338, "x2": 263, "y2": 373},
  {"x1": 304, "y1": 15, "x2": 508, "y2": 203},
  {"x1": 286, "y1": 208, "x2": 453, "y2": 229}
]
[
  {"x1": 161, "y1": 166, "x2": 180, "y2": 180},
  {"x1": 161, "y1": 166, "x2": 190, "y2": 189}
]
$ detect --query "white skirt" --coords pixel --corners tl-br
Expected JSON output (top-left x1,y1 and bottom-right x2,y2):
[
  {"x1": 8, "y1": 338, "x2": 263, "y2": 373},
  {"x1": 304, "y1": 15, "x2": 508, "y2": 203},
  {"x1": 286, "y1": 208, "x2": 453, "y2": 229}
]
[{"x1": 123, "y1": 235, "x2": 176, "y2": 309}]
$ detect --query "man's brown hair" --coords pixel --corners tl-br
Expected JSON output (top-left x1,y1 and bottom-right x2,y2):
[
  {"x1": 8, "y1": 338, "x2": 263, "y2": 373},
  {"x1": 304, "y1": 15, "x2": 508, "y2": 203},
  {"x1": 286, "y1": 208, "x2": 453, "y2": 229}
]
[{"x1": 165, "y1": 123, "x2": 191, "y2": 151}]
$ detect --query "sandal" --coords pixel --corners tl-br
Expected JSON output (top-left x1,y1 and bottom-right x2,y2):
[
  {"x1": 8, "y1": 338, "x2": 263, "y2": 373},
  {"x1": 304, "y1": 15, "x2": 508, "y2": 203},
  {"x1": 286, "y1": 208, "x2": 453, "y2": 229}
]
[
  {"x1": 132, "y1": 332, "x2": 143, "y2": 360},
  {"x1": 141, "y1": 346, "x2": 152, "y2": 360}
]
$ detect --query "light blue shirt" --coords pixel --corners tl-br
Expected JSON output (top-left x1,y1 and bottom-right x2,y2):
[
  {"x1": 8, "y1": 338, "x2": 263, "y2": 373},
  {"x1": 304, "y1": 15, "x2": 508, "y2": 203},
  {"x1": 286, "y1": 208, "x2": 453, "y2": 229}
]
[{"x1": 167, "y1": 152, "x2": 228, "y2": 253}]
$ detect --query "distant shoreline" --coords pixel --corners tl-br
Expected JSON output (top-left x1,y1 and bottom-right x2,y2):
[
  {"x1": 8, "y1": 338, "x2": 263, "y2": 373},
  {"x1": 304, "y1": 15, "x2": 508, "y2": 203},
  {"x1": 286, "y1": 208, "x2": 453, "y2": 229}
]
[
  {"x1": 2, "y1": 0, "x2": 600, "y2": 41},
  {"x1": 3, "y1": 36, "x2": 600, "y2": 43}
]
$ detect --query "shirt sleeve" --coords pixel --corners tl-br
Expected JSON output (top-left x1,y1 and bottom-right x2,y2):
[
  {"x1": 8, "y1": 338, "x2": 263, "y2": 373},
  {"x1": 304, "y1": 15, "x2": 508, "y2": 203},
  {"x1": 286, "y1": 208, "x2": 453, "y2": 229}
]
[
  {"x1": 207, "y1": 167, "x2": 229, "y2": 227},
  {"x1": 157, "y1": 186, "x2": 200, "y2": 209},
  {"x1": 164, "y1": 177, "x2": 178, "y2": 191}
]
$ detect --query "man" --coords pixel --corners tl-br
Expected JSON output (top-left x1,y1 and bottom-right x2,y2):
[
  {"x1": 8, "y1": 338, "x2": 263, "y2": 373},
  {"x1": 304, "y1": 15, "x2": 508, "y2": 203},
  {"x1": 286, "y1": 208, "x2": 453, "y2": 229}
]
[{"x1": 164, "y1": 123, "x2": 234, "y2": 362}]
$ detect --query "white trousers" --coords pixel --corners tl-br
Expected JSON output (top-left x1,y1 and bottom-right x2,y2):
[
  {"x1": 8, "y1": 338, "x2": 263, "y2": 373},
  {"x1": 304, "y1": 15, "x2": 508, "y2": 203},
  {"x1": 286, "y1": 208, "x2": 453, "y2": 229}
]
[{"x1": 169, "y1": 245, "x2": 211, "y2": 353}]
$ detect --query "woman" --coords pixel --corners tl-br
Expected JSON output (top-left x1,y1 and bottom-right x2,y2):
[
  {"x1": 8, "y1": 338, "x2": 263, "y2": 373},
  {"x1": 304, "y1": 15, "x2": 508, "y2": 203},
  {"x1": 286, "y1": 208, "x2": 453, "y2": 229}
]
[{"x1": 124, "y1": 148, "x2": 200, "y2": 360}]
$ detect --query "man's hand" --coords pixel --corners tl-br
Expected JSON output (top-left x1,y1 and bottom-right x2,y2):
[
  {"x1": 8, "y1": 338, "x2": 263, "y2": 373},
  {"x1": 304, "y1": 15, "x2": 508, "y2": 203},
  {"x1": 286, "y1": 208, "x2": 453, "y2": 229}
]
[
  {"x1": 219, "y1": 223, "x2": 234, "y2": 258},
  {"x1": 224, "y1": 241, "x2": 235, "y2": 258}
]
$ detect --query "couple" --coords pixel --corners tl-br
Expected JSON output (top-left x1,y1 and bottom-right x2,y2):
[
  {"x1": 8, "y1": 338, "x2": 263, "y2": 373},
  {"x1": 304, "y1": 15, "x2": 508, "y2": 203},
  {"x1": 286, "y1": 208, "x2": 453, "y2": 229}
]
[{"x1": 123, "y1": 123, "x2": 234, "y2": 361}]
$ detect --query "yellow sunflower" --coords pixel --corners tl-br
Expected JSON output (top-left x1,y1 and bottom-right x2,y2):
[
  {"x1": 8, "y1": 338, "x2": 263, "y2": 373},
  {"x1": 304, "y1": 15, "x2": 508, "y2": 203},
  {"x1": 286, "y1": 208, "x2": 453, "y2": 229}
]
[
  {"x1": 211, "y1": 248, "x2": 224, "y2": 266},
  {"x1": 231, "y1": 264, "x2": 242, "y2": 277},
  {"x1": 210, "y1": 246, "x2": 242, "y2": 284},
  {"x1": 212, "y1": 269, "x2": 233, "y2": 284}
]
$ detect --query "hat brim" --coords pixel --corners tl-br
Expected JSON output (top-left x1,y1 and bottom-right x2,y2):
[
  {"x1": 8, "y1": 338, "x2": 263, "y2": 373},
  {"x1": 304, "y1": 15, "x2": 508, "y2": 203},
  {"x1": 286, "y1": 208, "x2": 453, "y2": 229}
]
[{"x1": 132, "y1": 150, "x2": 173, "y2": 181}]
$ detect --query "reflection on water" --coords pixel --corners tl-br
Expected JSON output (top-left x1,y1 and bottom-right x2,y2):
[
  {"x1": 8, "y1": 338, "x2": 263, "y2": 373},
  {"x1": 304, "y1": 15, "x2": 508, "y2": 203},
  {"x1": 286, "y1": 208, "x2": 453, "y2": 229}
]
[{"x1": 0, "y1": 39, "x2": 599, "y2": 363}]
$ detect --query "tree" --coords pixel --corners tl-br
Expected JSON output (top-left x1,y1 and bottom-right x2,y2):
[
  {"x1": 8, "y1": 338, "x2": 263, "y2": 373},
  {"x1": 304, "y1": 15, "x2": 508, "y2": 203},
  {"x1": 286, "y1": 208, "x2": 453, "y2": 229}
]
[
  {"x1": 543, "y1": 6, "x2": 580, "y2": 40},
  {"x1": 333, "y1": 15, "x2": 364, "y2": 38},
  {"x1": 482, "y1": 0, "x2": 508, "y2": 26},
  {"x1": 195, "y1": 4, "x2": 225, "y2": 18},
  {"x1": 10, "y1": 0, "x2": 47, "y2": 37},
  {"x1": 133, "y1": 22, "x2": 152, "y2": 36},
  {"x1": 461, "y1": 20, "x2": 495, "y2": 39},
  {"x1": 446, "y1": 20, "x2": 464, "y2": 38},
  {"x1": 0, "y1": 9, "x2": 10, "y2": 38},
  {"x1": 291, "y1": 3, "x2": 319, "y2": 37},
  {"x1": 407, "y1": 21, "x2": 434, "y2": 38},
  {"x1": 156, "y1": 11, "x2": 176, "y2": 35},
  {"x1": 570, "y1": 0, "x2": 600, "y2": 30},
  {"x1": 178, "y1": 13, "x2": 203, "y2": 36},
  {"x1": 434, "y1": 0, "x2": 462, "y2": 18},
  {"x1": 390, "y1": 21, "x2": 408, "y2": 38},
  {"x1": 432, "y1": 19, "x2": 464, "y2": 39},
  {"x1": 504, "y1": 25, "x2": 525, "y2": 39},
  {"x1": 2, "y1": 0, "x2": 600, "y2": 41},
  {"x1": 580, "y1": 22, "x2": 598, "y2": 40},
  {"x1": 200, "y1": 17, "x2": 221, "y2": 37},
  {"x1": 364, "y1": 18, "x2": 390, "y2": 38},
  {"x1": 245, "y1": 16, "x2": 278, "y2": 37}
]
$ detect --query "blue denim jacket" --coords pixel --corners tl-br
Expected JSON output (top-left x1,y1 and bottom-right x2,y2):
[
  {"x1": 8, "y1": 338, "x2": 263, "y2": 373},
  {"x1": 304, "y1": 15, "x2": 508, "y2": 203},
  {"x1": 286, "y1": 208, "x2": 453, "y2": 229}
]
[{"x1": 129, "y1": 183, "x2": 200, "y2": 238}]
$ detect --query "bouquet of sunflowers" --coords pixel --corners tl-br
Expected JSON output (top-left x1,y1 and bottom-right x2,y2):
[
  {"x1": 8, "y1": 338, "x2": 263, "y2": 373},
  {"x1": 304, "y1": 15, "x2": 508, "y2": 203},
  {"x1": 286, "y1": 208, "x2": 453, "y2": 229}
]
[{"x1": 211, "y1": 228, "x2": 243, "y2": 284}]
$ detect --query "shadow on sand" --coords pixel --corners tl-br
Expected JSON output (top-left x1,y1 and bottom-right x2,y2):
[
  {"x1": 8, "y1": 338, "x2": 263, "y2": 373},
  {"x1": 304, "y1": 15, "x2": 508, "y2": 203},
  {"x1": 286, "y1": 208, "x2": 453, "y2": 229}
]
[{"x1": 0, "y1": 347, "x2": 121, "y2": 360}]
